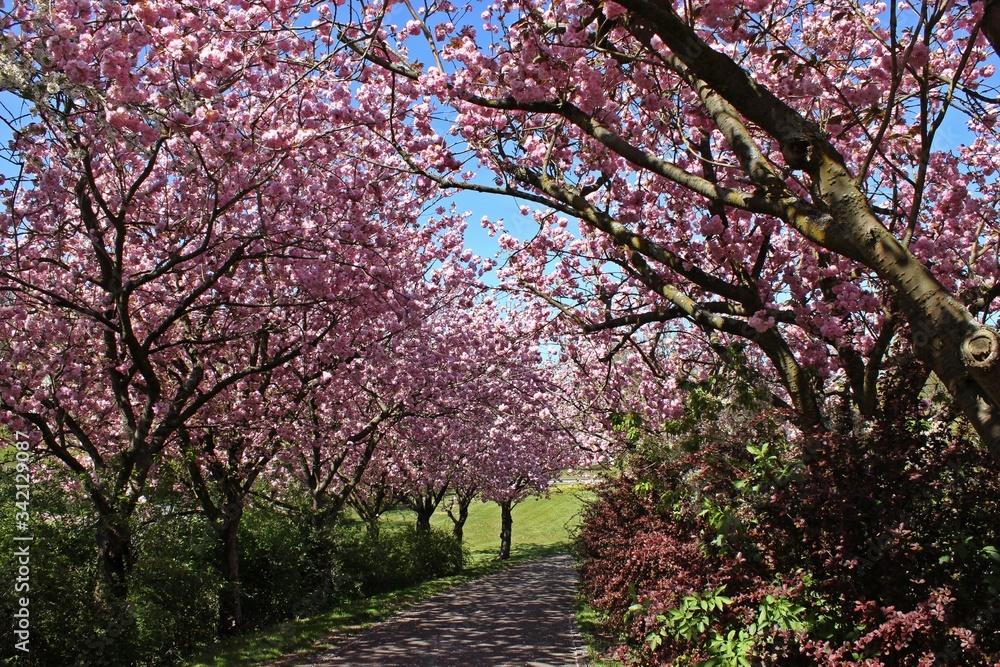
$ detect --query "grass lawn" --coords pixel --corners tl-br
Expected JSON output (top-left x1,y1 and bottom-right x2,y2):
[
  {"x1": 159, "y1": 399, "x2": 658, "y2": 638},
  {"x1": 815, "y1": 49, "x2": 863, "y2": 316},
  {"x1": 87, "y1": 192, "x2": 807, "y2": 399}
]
[
  {"x1": 184, "y1": 483, "x2": 593, "y2": 667},
  {"x1": 382, "y1": 483, "x2": 595, "y2": 563}
]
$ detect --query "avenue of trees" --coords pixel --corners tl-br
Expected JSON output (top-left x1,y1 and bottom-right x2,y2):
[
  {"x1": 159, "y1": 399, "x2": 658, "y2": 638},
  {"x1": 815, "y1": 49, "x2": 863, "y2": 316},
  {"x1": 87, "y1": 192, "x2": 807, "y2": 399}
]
[
  {"x1": 2, "y1": 0, "x2": 1000, "y2": 664},
  {"x1": 0, "y1": 2, "x2": 596, "y2": 662}
]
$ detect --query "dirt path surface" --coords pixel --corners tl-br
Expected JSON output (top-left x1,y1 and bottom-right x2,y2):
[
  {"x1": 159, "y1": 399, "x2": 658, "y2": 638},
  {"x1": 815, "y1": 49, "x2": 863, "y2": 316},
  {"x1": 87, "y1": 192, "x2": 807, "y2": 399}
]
[{"x1": 296, "y1": 554, "x2": 588, "y2": 667}]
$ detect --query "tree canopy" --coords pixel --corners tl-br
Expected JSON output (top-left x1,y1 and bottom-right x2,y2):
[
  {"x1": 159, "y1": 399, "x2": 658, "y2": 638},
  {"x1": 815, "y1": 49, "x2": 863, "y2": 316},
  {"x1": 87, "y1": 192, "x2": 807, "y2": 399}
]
[
  {"x1": 324, "y1": 0, "x2": 1000, "y2": 451},
  {"x1": 3, "y1": 0, "x2": 1000, "y2": 657}
]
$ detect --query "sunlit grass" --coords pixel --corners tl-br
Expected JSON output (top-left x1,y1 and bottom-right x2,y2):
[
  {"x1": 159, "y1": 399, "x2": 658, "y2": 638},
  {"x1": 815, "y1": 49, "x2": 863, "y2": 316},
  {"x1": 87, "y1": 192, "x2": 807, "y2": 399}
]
[{"x1": 382, "y1": 483, "x2": 594, "y2": 562}]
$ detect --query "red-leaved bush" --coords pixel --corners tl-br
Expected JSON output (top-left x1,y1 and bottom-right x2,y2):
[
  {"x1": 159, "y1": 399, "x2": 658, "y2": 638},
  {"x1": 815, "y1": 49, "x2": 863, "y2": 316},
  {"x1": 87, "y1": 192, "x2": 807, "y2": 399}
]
[{"x1": 580, "y1": 371, "x2": 1000, "y2": 666}]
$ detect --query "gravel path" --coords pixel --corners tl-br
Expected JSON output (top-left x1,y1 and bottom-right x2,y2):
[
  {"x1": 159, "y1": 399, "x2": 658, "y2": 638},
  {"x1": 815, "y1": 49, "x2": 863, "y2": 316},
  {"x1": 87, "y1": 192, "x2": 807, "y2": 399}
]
[{"x1": 296, "y1": 554, "x2": 588, "y2": 667}]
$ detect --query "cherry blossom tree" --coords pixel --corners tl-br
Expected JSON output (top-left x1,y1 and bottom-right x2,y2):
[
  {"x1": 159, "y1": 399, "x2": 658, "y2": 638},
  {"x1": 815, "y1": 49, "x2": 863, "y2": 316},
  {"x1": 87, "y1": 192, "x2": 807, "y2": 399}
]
[
  {"x1": 271, "y1": 260, "x2": 474, "y2": 532},
  {"x1": 331, "y1": 0, "x2": 1000, "y2": 453},
  {"x1": 387, "y1": 431, "x2": 461, "y2": 532},
  {"x1": 480, "y1": 420, "x2": 577, "y2": 560},
  {"x1": 178, "y1": 416, "x2": 278, "y2": 633},
  {"x1": 0, "y1": 0, "x2": 456, "y2": 598},
  {"x1": 342, "y1": 295, "x2": 585, "y2": 554},
  {"x1": 442, "y1": 480, "x2": 479, "y2": 542},
  {"x1": 463, "y1": 312, "x2": 581, "y2": 560},
  {"x1": 276, "y1": 341, "x2": 417, "y2": 538},
  {"x1": 372, "y1": 302, "x2": 514, "y2": 534},
  {"x1": 177, "y1": 310, "x2": 402, "y2": 631}
]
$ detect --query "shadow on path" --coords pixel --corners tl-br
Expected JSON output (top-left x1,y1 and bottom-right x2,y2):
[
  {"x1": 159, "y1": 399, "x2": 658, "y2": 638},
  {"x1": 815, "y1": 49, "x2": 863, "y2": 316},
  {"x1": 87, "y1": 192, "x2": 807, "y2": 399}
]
[{"x1": 297, "y1": 554, "x2": 587, "y2": 667}]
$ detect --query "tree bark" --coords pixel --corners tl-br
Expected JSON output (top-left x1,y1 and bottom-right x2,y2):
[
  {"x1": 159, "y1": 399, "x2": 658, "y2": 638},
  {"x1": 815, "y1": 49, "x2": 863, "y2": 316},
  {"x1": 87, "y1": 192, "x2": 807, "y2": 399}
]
[
  {"x1": 216, "y1": 504, "x2": 244, "y2": 635},
  {"x1": 498, "y1": 500, "x2": 513, "y2": 560},
  {"x1": 447, "y1": 495, "x2": 472, "y2": 543},
  {"x1": 96, "y1": 513, "x2": 132, "y2": 599},
  {"x1": 415, "y1": 507, "x2": 434, "y2": 532}
]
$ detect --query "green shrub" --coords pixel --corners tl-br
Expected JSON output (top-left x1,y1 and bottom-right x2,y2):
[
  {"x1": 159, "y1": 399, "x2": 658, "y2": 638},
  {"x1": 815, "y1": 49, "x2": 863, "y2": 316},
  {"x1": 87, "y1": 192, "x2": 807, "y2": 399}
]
[
  {"x1": 129, "y1": 513, "x2": 220, "y2": 665},
  {"x1": 1, "y1": 458, "x2": 466, "y2": 666},
  {"x1": 0, "y1": 462, "x2": 220, "y2": 667},
  {"x1": 238, "y1": 506, "x2": 345, "y2": 627},
  {"x1": 0, "y1": 503, "x2": 112, "y2": 667},
  {"x1": 337, "y1": 524, "x2": 465, "y2": 595}
]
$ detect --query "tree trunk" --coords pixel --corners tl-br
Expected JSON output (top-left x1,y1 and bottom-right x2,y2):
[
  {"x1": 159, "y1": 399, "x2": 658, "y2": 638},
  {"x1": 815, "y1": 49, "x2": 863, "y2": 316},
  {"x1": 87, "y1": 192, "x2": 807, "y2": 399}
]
[
  {"x1": 216, "y1": 503, "x2": 244, "y2": 635},
  {"x1": 305, "y1": 506, "x2": 337, "y2": 603},
  {"x1": 811, "y1": 153, "x2": 1000, "y2": 452},
  {"x1": 415, "y1": 507, "x2": 433, "y2": 532},
  {"x1": 498, "y1": 500, "x2": 513, "y2": 560},
  {"x1": 449, "y1": 496, "x2": 471, "y2": 543},
  {"x1": 409, "y1": 486, "x2": 449, "y2": 532},
  {"x1": 349, "y1": 478, "x2": 390, "y2": 540},
  {"x1": 349, "y1": 497, "x2": 383, "y2": 538},
  {"x1": 96, "y1": 513, "x2": 132, "y2": 599}
]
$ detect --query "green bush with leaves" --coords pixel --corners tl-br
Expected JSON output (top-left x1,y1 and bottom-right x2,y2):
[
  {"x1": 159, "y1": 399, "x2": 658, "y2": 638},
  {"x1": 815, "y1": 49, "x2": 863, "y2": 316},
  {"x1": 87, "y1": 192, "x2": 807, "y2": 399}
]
[
  {"x1": 337, "y1": 524, "x2": 465, "y2": 595},
  {"x1": 0, "y1": 445, "x2": 471, "y2": 667},
  {"x1": 0, "y1": 461, "x2": 221, "y2": 667},
  {"x1": 237, "y1": 506, "x2": 352, "y2": 628},
  {"x1": 129, "y1": 514, "x2": 221, "y2": 664},
  {"x1": 581, "y1": 364, "x2": 1000, "y2": 666}
]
